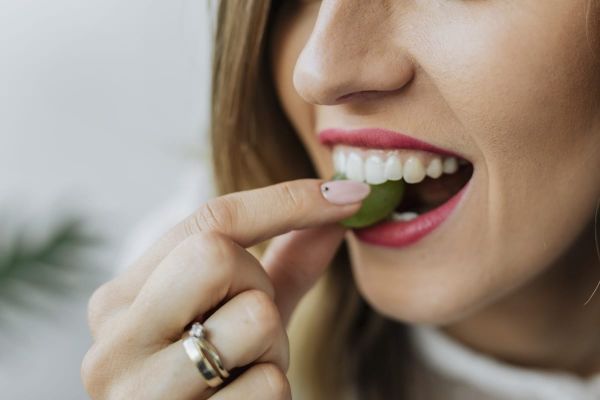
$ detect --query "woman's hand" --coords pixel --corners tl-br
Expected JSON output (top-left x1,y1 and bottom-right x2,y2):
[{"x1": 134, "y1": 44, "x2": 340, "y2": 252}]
[{"x1": 81, "y1": 178, "x2": 369, "y2": 400}]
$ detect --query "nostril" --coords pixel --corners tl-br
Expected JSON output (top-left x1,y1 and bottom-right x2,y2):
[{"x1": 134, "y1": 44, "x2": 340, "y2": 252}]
[
  {"x1": 336, "y1": 90, "x2": 378, "y2": 103},
  {"x1": 335, "y1": 87, "x2": 407, "y2": 104}
]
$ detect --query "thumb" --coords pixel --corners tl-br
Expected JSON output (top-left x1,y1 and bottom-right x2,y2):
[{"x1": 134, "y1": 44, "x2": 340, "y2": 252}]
[{"x1": 260, "y1": 223, "x2": 347, "y2": 327}]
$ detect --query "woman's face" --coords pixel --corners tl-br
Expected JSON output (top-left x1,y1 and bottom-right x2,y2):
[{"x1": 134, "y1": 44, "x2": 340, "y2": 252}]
[{"x1": 269, "y1": 0, "x2": 600, "y2": 324}]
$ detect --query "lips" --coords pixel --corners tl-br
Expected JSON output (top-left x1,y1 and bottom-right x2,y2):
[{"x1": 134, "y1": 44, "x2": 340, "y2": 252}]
[
  {"x1": 319, "y1": 127, "x2": 473, "y2": 248},
  {"x1": 354, "y1": 180, "x2": 471, "y2": 248},
  {"x1": 318, "y1": 127, "x2": 466, "y2": 159}
]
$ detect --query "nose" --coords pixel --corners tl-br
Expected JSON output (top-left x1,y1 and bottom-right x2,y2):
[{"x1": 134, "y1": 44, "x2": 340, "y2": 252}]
[{"x1": 292, "y1": 0, "x2": 415, "y2": 105}]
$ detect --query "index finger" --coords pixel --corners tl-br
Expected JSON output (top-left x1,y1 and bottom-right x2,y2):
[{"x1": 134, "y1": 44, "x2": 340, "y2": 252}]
[{"x1": 112, "y1": 178, "x2": 370, "y2": 303}]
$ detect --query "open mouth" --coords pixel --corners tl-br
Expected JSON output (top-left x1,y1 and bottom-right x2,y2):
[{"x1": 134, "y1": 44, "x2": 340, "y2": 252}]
[
  {"x1": 391, "y1": 160, "x2": 473, "y2": 220},
  {"x1": 320, "y1": 128, "x2": 474, "y2": 247},
  {"x1": 330, "y1": 143, "x2": 474, "y2": 220},
  {"x1": 328, "y1": 143, "x2": 474, "y2": 247}
]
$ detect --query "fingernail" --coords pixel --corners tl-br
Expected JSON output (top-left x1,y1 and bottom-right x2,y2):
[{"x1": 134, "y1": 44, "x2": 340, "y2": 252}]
[{"x1": 320, "y1": 180, "x2": 371, "y2": 205}]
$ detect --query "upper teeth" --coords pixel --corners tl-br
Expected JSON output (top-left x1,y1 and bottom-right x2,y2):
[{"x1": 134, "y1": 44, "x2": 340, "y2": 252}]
[{"x1": 333, "y1": 145, "x2": 461, "y2": 185}]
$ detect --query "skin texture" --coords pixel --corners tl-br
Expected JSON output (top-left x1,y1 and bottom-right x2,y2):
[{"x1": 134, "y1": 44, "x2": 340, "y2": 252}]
[{"x1": 270, "y1": 0, "x2": 600, "y2": 376}]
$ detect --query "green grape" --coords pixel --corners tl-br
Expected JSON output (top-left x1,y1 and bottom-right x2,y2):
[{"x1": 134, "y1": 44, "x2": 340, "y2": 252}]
[{"x1": 332, "y1": 172, "x2": 405, "y2": 228}]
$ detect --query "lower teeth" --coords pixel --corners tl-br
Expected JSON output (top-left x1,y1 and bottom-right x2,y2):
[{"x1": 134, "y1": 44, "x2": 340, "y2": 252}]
[{"x1": 390, "y1": 211, "x2": 419, "y2": 221}]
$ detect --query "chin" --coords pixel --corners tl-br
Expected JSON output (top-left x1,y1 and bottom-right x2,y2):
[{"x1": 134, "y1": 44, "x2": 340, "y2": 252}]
[{"x1": 344, "y1": 232, "x2": 507, "y2": 327}]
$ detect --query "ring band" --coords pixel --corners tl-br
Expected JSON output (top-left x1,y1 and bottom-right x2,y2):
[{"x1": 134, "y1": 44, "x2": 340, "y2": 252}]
[
  {"x1": 189, "y1": 322, "x2": 230, "y2": 379},
  {"x1": 194, "y1": 339, "x2": 230, "y2": 379},
  {"x1": 182, "y1": 322, "x2": 230, "y2": 387},
  {"x1": 183, "y1": 335, "x2": 224, "y2": 387}
]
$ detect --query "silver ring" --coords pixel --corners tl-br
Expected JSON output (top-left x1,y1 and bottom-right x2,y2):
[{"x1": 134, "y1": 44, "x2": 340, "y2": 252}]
[
  {"x1": 189, "y1": 322, "x2": 230, "y2": 379},
  {"x1": 182, "y1": 322, "x2": 230, "y2": 387},
  {"x1": 183, "y1": 335, "x2": 223, "y2": 387}
]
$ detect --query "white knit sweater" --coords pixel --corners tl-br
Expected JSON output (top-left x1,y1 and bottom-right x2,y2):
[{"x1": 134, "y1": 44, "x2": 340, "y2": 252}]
[{"x1": 406, "y1": 324, "x2": 600, "y2": 400}]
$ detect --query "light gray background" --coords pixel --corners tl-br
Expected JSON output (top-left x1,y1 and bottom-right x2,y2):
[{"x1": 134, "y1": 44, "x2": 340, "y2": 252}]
[{"x1": 0, "y1": 1, "x2": 216, "y2": 398}]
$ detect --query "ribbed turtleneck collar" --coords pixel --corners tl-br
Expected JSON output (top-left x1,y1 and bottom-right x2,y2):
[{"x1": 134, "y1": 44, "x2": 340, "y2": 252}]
[{"x1": 408, "y1": 324, "x2": 600, "y2": 400}]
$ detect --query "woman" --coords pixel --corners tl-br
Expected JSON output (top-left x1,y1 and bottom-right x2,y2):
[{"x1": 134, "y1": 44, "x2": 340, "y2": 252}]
[{"x1": 81, "y1": 0, "x2": 600, "y2": 399}]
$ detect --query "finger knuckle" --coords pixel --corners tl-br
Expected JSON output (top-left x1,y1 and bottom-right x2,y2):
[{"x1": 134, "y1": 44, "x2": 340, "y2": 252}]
[
  {"x1": 188, "y1": 198, "x2": 237, "y2": 234},
  {"x1": 81, "y1": 343, "x2": 111, "y2": 398},
  {"x1": 82, "y1": 340, "x2": 136, "y2": 400},
  {"x1": 278, "y1": 181, "x2": 305, "y2": 212},
  {"x1": 194, "y1": 230, "x2": 237, "y2": 259},
  {"x1": 259, "y1": 363, "x2": 291, "y2": 399},
  {"x1": 181, "y1": 231, "x2": 237, "y2": 278},
  {"x1": 243, "y1": 289, "x2": 282, "y2": 339},
  {"x1": 80, "y1": 346, "x2": 96, "y2": 391},
  {"x1": 87, "y1": 281, "x2": 118, "y2": 332}
]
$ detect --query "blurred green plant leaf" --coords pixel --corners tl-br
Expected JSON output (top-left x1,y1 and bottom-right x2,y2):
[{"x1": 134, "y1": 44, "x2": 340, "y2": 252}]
[{"x1": 0, "y1": 216, "x2": 104, "y2": 329}]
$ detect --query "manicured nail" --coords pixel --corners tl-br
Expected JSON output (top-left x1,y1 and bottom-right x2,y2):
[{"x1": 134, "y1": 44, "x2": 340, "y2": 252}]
[{"x1": 320, "y1": 180, "x2": 371, "y2": 205}]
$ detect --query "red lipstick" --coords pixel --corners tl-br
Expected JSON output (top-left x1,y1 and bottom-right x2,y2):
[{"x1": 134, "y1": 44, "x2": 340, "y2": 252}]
[
  {"x1": 353, "y1": 181, "x2": 471, "y2": 248},
  {"x1": 318, "y1": 127, "x2": 462, "y2": 158},
  {"x1": 319, "y1": 127, "x2": 473, "y2": 248}
]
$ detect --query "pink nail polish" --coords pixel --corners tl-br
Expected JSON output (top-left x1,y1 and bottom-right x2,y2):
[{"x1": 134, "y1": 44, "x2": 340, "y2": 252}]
[{"x1": 320, "y1": 180, "x2": 371, "y2": 205}]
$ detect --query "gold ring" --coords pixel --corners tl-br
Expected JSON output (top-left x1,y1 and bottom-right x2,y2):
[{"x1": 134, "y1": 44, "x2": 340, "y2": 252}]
[
  {"x1": 190, "y1": 322, "x2": 230, "y2": 379},
  {"x1": 182, "y1": 335, "x2": 224, "y2": 387}
]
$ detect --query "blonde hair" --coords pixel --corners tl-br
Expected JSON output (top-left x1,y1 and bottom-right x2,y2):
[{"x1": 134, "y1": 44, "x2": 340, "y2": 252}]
[{"x1": 209, "y1": 1, "x2": 413, "y2": 399}]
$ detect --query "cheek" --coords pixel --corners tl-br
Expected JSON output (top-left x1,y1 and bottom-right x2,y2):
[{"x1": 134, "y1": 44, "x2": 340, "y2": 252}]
[
  {"x1": 445, "y1": 14, "x2": 595, "y2": 123},
  {"x1": 424, "y1": 2, "x2": 600, "y2": 260},
  {"x1": 420, "y1": 1, "x2": 600, "y2": 160}
]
